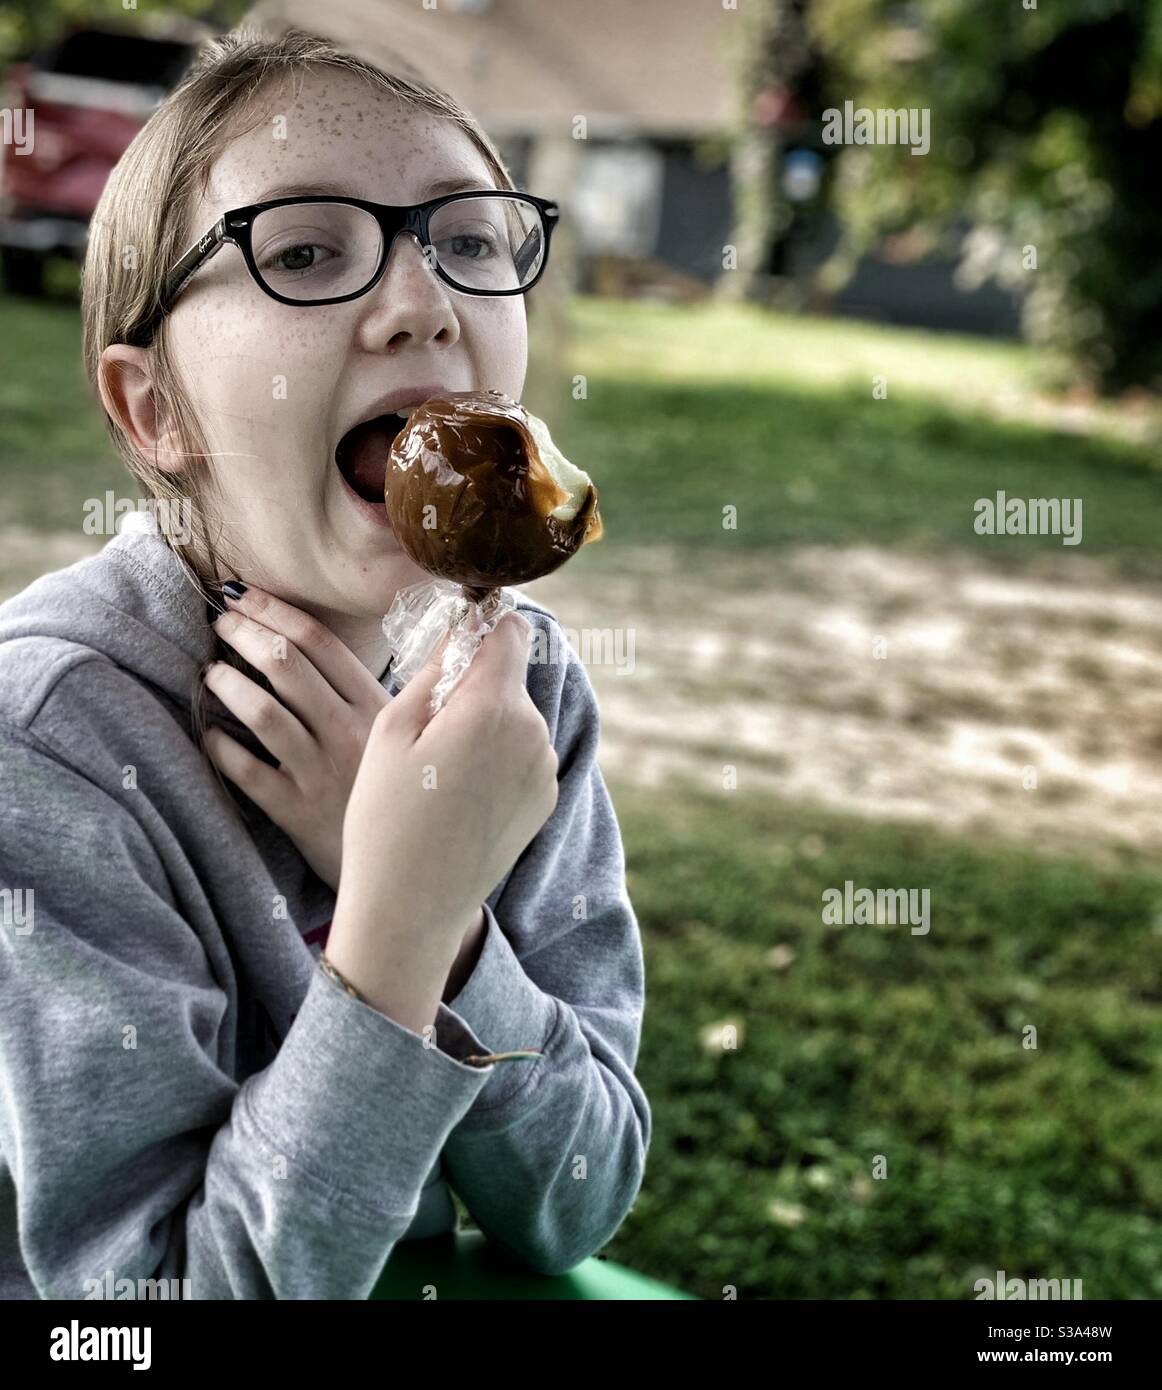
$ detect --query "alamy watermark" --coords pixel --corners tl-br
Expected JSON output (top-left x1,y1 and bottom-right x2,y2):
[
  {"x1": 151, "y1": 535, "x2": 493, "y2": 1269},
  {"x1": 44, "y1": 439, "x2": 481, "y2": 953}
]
[
  {"x1": 50, "y1": 1322, "x2": 151, "y2": 1369},
  {"x1": 975, "y1": 1270, "x2": 1083, "y2": 1300},
  {"x1": 83, "y1": 493, "x2": 193, "y2": 545},
  {"x1": 822, "y1": 880, "x2": 930, "y2": 935},
  {"x1": 822, "y1": 101, "x2": 930, "y2": 156},
  {"x1": 84, "y1": 1268, "x2": 191, "y2": 1300},
  {"x1": 528, "y1": 623, "x2": 635, "y2": 675},
  {"x1": 974, "y1": 492, "x2": 1082, "y2": 545},
  {"x1": 0, "y1": 887, "x2": 34, "y2": 935},
  {"x1": 1, "y1": 107, "x2": 34, "y2": 155}
]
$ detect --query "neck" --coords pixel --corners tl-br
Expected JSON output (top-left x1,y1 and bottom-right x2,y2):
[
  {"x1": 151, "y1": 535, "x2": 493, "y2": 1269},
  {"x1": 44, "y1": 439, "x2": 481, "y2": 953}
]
[
  {"x1": 322, "y1": 607, "x2": 397, "y2": 683},
  {"x1": 206, "y1": 556, "x2": 424, "y2": 686},
  {"x1": 320, "y1": 559, "x2": 431, "y2": 682}
]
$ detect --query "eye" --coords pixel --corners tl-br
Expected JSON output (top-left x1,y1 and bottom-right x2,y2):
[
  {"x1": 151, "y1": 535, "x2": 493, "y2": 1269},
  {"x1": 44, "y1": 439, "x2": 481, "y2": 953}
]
[
  {"x1": 260, "y1": 242, "x2": 339, "y2": 275},
  {"x1": 439, "y1": 229, "x2": 500, "y2": 260}
]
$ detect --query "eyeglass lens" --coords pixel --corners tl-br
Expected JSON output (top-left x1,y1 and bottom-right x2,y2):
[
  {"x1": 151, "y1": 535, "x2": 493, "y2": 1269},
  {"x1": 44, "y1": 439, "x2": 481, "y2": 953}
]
[{"x1": 249, "y1": 195, "x2": 546, "y2": 300}]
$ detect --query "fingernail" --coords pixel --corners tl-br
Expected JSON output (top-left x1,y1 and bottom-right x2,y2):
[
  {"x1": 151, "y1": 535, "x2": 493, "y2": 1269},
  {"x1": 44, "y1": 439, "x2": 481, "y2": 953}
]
[{"x1": 222, "y1": 580, "x2": 248, "y2": 601}]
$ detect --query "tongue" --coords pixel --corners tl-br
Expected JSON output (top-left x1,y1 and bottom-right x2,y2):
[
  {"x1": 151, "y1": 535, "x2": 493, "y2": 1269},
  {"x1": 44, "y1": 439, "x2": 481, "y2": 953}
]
[
  {"x1": 350, "y1": 434, "x2": 389, "y2": 495},
  {"x1": 340, "y1": 418, "x2": 399, "y2": 499}
]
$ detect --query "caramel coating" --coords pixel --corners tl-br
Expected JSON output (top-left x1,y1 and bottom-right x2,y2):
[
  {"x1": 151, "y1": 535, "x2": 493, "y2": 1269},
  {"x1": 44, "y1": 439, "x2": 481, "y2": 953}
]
[{"x1": 384, "y1": 389, "x2": 603, "y2": 589}]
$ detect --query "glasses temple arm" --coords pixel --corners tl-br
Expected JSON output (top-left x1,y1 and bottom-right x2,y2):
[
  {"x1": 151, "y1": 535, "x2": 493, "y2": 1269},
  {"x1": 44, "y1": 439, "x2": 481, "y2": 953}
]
[
  {"x1": 156, "y1": 217, "x2": 228, "y2": 324},
  {"x1": 513, "y1": 224, "x2": 543, "y2": 281}
]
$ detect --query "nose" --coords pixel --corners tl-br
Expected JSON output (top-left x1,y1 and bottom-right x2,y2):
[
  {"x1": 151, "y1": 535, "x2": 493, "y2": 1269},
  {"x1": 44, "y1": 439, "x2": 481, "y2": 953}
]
[{"x1": 356, "y1": 229, "x2": 461, "y2": 354}]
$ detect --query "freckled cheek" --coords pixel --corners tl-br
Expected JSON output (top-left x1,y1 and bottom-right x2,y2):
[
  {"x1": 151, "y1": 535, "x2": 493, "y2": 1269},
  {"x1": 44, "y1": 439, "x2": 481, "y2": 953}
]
[
  {"x1": 465, "y1": 298, "x2": 527, "y2": 386},
  {"x1": 178, "y1": 300, "x2": 321, "y2": 445}
]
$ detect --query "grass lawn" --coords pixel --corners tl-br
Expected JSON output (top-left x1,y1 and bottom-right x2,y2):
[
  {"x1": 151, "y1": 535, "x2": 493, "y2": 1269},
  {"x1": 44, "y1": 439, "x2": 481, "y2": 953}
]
[
  {"x1": 560, "y1": 298, "x2": 1162, "y2": 579},
  {"x1": 0, "y1": 292, "x2": 127, "y2": 530},
  {"x1": 603, "y1": 781, "x2": 1162, "y2": 1300}
]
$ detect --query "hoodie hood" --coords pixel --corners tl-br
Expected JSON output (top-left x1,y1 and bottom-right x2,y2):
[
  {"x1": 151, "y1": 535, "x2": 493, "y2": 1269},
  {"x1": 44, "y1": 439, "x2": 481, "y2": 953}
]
[
  {"x1": 0, "y1": 511, "x2": 552, "y2": 742},
  {"x1": 0, "y1": 515, "x2": 268, "y2": 739}
]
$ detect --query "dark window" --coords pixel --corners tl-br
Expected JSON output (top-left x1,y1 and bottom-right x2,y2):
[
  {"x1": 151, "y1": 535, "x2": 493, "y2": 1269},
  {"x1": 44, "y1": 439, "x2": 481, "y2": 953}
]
[{"x1": 37, "y1": 29, "x2": 194, "y2": 88}]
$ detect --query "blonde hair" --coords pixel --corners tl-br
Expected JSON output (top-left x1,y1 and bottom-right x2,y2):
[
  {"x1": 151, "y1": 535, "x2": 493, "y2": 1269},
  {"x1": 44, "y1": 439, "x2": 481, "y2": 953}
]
[{"x1": 80, "y1": 24, "x2": 518, "y2": 759}]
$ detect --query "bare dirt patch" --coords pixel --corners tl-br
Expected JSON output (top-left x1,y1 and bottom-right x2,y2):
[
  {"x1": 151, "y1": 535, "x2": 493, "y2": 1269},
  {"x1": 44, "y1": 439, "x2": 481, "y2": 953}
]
[
  {"x1": 527, "y1": 545, "x2": 1162, "y2": 859},
  {"x1": 7, "y1": 530, "x2": 1159, "y2": 859}
]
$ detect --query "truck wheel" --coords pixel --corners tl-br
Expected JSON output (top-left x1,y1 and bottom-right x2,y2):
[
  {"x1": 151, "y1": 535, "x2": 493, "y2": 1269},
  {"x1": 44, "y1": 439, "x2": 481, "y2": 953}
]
[{"x1": 1, "y1": 248, "x2": 47, "y2": 297}]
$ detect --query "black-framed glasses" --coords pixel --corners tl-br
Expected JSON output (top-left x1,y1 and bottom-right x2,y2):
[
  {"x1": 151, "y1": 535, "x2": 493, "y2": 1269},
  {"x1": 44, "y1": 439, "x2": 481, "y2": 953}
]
[{"x1": 128, "y1": 190, "x2": 560, "y2": 347}]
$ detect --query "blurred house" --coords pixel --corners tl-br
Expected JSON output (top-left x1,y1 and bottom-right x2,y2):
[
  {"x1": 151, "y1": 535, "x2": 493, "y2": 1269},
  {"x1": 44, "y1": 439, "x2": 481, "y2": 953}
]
[
  {"x1": 0, "y1": 0, "x2": 1021, "y2": 334},
  {"x1": 246, "y1": 0, "x2": 1020, "y2": 333},
  {"x1": 245, "y1": 0, "x2": 737, "y2": 303}
]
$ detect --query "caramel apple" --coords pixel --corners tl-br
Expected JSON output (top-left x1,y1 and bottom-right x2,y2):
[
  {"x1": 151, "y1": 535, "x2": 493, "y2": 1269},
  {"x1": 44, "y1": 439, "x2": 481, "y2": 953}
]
[{"x1": 383, "y1": 389, "x2": 603, "y2": 594}]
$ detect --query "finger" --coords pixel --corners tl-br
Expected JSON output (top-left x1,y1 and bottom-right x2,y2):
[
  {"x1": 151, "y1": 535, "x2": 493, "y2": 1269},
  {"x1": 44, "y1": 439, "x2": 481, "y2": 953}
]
[
  {"x1": 212, "y1": 609, "x2": 347, "y2": 738},
  {"x1": 455, "y1": 610, "x2": 533, "y2": 696},
  {"x1": 202, "y1": 661, "x2": 319, "y2": 777},
  {"x1": 218, "y1": 583, "x2": 390, "y2": 710},
  {"x1": 385, "y1": 611, "x2": 531, "y2": 738},
  {"x1": 204, "y1": 725, "x2": 298, "y2": 820},
  {"x1": 384, "y1": 629, "x2": 455, "y2": 735}
]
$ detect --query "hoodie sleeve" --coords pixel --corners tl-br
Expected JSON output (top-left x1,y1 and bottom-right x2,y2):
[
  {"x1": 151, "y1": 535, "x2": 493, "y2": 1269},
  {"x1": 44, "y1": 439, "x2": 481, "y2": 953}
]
[
  {"x1": 437, "y1": 616, "x2": 652, "y2": 1276},
  {"x1": 0, "y1": 726, "x2": 496, "y2": 1300}
]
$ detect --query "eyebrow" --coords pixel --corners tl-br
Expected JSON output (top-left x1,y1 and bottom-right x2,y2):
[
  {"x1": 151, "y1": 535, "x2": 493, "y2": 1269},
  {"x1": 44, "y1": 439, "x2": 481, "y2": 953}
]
[{"x1": 252, "y1": 176, "x2": 497, "y2": 203}]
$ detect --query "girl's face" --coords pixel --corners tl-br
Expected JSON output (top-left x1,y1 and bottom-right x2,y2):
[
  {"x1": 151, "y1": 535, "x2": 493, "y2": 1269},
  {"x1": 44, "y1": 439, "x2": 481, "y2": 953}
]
[{"x1": 156, "y1": 69, "x2": 527, "y2": 619}]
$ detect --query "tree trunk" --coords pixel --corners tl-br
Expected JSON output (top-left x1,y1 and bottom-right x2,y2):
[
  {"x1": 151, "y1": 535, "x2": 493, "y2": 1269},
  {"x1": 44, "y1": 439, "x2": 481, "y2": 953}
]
[{"x1": 523, "y1": 131, "x2": 582, "y2": 423}]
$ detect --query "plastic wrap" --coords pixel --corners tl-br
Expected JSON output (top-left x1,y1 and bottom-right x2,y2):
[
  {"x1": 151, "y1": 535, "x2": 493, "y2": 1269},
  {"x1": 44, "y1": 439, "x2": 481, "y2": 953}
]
[{"x1": 381, "y1": 578, "x2": 517, "y2": 716}]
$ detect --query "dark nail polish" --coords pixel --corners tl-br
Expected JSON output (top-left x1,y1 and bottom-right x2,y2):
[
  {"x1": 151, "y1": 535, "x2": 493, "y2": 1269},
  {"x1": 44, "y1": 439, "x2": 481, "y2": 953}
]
[{"x1": 222, "y1": 580, "x2": 248, "y2": 601}]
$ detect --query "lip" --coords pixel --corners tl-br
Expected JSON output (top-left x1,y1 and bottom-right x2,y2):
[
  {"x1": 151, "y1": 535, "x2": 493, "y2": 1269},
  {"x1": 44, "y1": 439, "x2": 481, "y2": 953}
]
[{"x1": 341, "y1": 380, "x2": 462, "y2": 437}]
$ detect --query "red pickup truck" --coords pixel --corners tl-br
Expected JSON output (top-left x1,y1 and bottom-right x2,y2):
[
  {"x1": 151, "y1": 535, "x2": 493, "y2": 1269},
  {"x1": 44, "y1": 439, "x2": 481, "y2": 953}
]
[{"x1": 0, "y1": 25, "x2": 200, "y2": 295}]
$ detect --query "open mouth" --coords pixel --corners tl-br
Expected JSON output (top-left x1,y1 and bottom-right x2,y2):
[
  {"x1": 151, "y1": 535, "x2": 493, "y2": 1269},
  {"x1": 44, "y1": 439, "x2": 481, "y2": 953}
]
[{"x1": 334, "y1": 412, "x2": 408, "y2": 504}]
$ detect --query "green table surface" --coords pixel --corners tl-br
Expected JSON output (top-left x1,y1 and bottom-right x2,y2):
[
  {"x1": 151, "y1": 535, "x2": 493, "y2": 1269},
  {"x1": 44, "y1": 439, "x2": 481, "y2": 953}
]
[{"x1": 371, "y1": 1229, "x2": 696, "y2": 1300}]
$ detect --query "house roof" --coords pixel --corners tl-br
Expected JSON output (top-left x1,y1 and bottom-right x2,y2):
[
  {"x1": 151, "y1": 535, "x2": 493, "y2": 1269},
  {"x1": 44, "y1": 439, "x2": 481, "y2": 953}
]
[{"x1": 243, "y1": 0, "x2": 738, "y2": 137}]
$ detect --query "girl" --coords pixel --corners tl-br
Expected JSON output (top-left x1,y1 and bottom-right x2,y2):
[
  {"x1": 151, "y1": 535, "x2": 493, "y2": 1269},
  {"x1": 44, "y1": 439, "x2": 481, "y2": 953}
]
[{"x1": 0, "y1": 27, "x2": 650, "y2": 1299}]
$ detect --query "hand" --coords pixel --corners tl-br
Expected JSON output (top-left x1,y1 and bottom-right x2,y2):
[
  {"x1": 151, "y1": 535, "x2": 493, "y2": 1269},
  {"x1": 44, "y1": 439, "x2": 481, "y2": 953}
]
[
  {"x1": 333, "y1": 610, "x2": 559, "y2": 958},
  {"x1": 201, "y1": 585, "x2": 391, "y2": 891}
]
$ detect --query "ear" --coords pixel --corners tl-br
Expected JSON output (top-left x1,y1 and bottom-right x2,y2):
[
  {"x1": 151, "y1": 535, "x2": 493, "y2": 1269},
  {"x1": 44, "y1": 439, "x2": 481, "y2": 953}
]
[{"x1": 98, "y1": 344, "x2": 185, "y2": 474}]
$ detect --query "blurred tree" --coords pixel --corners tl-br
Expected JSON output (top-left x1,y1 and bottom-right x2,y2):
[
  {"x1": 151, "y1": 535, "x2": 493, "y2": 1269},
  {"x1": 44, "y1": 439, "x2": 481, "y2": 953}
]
[
  {"x1": 717, "y1": 0, "x2": 814, "y2": 306},
  {"x1": 0, "y1": 1, "x2": 247, "y2": 67},
  {"x1": 810, "y1": 0, "x2": 1162, "y2": 392}
]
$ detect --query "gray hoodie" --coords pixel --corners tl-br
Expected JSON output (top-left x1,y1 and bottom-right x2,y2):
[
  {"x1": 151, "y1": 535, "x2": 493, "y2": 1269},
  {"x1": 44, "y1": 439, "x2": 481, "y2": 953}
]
[{"x1": 0, "y1": 521, "x2": 649, "y2": 1299}]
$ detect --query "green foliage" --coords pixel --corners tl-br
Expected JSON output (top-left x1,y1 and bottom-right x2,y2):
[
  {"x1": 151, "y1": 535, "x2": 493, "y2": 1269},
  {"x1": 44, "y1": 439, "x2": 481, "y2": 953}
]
[
  {"x1": 0, "y1": 1, "x2": 249, "y2": 68},
  {"x1": 603, "y1": 782, "x2": 1162, "y2": 1299},
  {"x1": 810, "y1": 0, "x2": 1162, "y2": 391}
]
